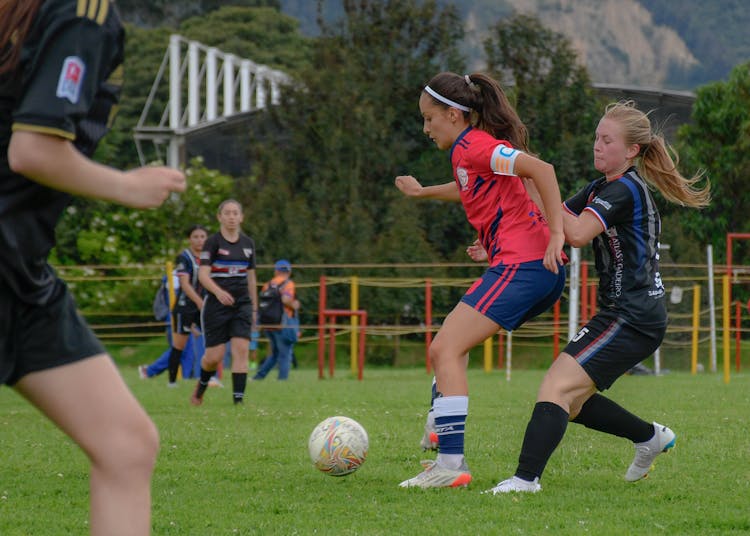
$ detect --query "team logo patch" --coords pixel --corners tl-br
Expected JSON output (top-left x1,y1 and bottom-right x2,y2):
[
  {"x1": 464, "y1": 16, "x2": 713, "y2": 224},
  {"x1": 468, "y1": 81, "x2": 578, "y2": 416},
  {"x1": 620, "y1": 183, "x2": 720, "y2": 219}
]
[
  {"x1": 243, "y1": 248, "x2": 253, "y2": 257},
  {"x1": 456, "y1": 167, "x2": 469, "y2": 190},
  {"x1": 218, "y1": 248, "x2": 230, "y2": 255},
  {"x1": 56, "y1": 56, "x2": 86, "y2": 104}
]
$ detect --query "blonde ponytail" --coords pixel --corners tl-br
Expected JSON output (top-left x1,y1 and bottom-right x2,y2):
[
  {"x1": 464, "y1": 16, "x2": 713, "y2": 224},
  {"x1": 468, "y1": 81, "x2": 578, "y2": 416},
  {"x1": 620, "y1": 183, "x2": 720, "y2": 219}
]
[{"x1": 604, "y1": 101, "x2": 710, "y2": 208}]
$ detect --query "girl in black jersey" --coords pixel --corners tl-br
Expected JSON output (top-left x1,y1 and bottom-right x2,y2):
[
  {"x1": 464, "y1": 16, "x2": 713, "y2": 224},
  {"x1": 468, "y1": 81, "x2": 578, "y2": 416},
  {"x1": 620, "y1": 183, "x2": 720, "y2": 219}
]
[
  {"x1": 488, "y1": 101, "x2": 710, "y2": 494},
  {"x1": 0, "y1": 1, "x2": 185, "y2": 533},
  {"x1": 167, "y1": 224, "x2": 208, "y2": 385},
  {"x1": 191, "y1": 199, "x2": 259, "y2": 405}
]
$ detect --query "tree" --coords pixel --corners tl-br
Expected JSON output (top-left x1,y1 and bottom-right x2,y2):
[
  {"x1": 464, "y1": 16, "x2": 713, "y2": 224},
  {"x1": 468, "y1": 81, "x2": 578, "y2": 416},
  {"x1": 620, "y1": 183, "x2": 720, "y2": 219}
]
[
  {"x1": 240, "y1": 0, "x2": 469, "y2": 266},
  {"x1": 670, "y1": 61, "x2": 750, "y2": 261},
  {"x1": 483, "y1": 13, "x2": 601, "y2": 196}
]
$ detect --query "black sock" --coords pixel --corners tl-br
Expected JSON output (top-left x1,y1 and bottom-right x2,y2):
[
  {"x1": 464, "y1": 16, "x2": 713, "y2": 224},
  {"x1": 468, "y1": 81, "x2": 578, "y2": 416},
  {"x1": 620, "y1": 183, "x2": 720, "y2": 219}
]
[
  {"x1": 515, "y1": 401, "x2": 569, "y2": 481},
  {"x1": 167, "y1": 347, "x2": 182, "y2": 383},
  {"x1": 195, "y1": 368, "x2": 213, "y2": 398},
  {"x1": 232, "y1": 372, "x2": 247, "y2": 404},
  {"x1": 572, "y1": 394, "x2": 654, "y2": 443}
]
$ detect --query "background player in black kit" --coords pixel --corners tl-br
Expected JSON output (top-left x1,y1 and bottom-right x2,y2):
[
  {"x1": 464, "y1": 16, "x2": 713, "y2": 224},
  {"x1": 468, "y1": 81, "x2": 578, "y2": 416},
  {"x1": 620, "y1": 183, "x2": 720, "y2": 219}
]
[
  {"x1": 488, "y1": 100, "x2": 710, "y2": 494},
  {"x1": 0, "y1": 1, "x2": 185, "y2": 534},
  {"x1": 167, "y1": 224, "x2": 208, "y2": 385},
  {"x1": 192, "y1": 199, "x2": 259, "y2": 405}
]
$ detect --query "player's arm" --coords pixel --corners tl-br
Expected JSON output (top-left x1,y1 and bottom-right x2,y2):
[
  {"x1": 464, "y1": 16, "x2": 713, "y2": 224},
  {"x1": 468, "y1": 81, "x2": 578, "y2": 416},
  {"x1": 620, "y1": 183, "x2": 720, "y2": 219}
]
[
  {"x1": 563, "y1": 208, "x2": 606, "y2": 247},
  {"x1": 178, "y1": 273, "x2": 203, "y2": 309},
  {"x1": 247, "y1": 268, "x2": 259, "y2": 319},
  {"x1": 394, "y1": 175, "x2": 460, "y2": 201},
  {"x1": 8, "y1": 131, "x2": 184, "y2": 208},
  {"x1": 509, "y1": 153, "x2": 565, "y2": 273}
]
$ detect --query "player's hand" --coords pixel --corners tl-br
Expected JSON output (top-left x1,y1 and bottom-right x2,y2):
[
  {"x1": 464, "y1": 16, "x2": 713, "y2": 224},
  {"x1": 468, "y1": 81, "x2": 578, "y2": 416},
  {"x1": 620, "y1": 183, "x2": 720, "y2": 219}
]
[
  {"x1": 120, "y1": 166, "x2": 186, "y2": 208},
  {"x1": 543, "y1": 231, "x2": 566, "y2": 274},
  {"x1": 215, "y1": 289, "x2": 235, "y2": 306},
  {"x1": 394, "y1": 175, "x2": 424, "y2": 197},
  {"x1": 466, "y1": 239, "x2": 488, "y2": 263}
]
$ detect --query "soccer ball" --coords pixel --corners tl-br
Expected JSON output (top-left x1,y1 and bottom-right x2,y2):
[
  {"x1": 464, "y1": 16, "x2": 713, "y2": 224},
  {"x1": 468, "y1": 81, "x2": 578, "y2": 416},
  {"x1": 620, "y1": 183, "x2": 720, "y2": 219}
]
[{"x1": 308, "y1": 416, "x2": 368, "y2": 476}]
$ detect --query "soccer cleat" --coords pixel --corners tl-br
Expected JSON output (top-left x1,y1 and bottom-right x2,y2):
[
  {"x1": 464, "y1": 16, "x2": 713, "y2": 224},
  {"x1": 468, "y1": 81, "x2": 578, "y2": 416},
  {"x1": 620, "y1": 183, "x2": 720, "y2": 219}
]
[
  {"x1": 483, "y1": 476, "x2": 541, "y2": 494},
  {"x1": 420, "y1": 423, "x2": 439, "y2": 451},
  {"x1": 625, "y1": 422, "x2": 676, "y2": 482},
  {"x1": 190, "y1": 383, "x2": 204, "y2": 406},
  {"x1": 167, "y1": 382, "x2": 178, "y2": 388},
  {"x1": 208, "y1": 377, "x2": 224, "y2": 388},
  {"x1": 398, "y1": 460, "x2": 472, "y2": 489},
  {"x1": 138, "y1": 365, "x2": 148, "y2": 379}
]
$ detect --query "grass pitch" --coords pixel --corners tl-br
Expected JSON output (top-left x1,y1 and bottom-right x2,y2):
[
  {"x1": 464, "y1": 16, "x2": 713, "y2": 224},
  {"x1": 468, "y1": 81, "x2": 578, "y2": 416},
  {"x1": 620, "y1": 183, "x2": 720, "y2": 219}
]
[{"x1": 1, "y1": 366, "x2": 749, "y2": 535}]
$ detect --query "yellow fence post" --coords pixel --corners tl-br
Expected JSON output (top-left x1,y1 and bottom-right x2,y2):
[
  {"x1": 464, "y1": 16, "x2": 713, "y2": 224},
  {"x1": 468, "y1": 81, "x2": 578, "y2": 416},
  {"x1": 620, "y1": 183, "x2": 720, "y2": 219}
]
[
  {"x1": 483, "y1": 337, "x2": 492, "y2": 372},
  {"x1": 691, "y1": 284, "x2": 700, "y2": 374}
]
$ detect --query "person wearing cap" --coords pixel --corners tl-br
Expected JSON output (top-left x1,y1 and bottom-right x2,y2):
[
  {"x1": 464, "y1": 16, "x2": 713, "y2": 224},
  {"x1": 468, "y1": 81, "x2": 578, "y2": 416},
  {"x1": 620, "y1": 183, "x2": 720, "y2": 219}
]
[{"x1": 253, "y1": 260, "x2": 300, "y2": 380}]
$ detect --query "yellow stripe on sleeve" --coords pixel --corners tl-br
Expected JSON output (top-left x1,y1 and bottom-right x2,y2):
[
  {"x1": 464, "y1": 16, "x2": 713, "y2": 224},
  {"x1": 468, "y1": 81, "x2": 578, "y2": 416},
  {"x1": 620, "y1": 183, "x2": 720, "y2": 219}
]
[
  {"x1": 12, "y1": 123, "x2": 76, "y2": 141},
  {"x1": 96, "y1": 0, "x2": 109, "y2": 24},
  {"x1": 76, "y1": 0, "x2": 87, "y2": 17},
  {"x1": 87, "y1": 0, "x2": 99, "y2": 21}
]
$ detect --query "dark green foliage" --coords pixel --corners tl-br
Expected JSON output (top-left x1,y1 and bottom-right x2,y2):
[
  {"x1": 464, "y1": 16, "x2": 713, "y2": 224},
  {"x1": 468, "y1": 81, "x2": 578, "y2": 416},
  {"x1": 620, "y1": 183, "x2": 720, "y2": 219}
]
[
  {"x1": 668, "y1": 61, "x2": 750, "y2": 262},
  {"x1": 483, "y1": 13, "x2": 601, "y2": 196}
]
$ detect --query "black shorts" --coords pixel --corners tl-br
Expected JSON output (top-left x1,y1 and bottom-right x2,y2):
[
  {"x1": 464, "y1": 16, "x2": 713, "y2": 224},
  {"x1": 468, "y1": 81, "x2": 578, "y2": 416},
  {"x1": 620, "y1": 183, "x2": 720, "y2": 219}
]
[
  {"x1": 172, "y1": 306, "x2": 201, "y2": 335},
  {"x1": 201, "y1": 293, "x2": 252, "y2": 347},
  {"x1": 564, "y1": 310, "x2": 666, "y2": 390},
  {"x1": 0, "y1": 278, "x2": 105, "y2": 386}
]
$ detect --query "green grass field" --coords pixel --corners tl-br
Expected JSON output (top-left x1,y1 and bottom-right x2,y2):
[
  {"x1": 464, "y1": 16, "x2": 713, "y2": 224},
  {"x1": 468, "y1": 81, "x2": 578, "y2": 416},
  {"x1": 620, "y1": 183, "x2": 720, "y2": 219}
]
[{"x1": 1, "y1": 364, "x2": 748, "y2": 535}]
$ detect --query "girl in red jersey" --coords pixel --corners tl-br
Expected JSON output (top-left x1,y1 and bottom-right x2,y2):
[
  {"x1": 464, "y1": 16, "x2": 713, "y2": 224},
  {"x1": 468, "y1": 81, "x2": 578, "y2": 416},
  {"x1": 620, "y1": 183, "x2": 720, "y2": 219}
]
[
  {"x1": 0, "y1": 1, "x2": 185, "y2": 533},
  {"x1": 396, "y1": 71, "x2": 566, "y2": 488}
]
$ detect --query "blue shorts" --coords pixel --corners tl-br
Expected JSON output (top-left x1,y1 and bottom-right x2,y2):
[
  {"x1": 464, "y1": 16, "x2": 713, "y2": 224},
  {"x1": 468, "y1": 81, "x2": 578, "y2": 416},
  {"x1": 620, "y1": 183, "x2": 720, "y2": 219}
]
[{"x1": 461, "y1": 260, "x2": 565, "y2": 331}]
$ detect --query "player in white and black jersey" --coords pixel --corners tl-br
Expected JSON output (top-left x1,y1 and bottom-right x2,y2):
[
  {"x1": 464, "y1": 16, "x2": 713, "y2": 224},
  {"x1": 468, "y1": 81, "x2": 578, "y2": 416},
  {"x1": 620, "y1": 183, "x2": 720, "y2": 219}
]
[
  {"x1": 489, "y1": 100, "x2": 710, "y2": 494},
  {"x1": 191, "y1": 199, "x2": 258, "y2": 405}
]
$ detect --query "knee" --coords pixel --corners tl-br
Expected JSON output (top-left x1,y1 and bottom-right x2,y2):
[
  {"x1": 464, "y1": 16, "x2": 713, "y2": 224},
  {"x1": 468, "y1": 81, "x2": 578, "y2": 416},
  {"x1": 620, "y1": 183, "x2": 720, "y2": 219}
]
[{"x1": 93, "y1": 415, "x2": 159, "y2": 477}]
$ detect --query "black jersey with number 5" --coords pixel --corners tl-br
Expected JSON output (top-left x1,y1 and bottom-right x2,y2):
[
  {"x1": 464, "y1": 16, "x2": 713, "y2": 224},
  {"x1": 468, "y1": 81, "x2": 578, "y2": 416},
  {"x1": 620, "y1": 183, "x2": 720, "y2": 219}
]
[{"x1": 0, "y1": 0, "x2": 124, "y2": 304}]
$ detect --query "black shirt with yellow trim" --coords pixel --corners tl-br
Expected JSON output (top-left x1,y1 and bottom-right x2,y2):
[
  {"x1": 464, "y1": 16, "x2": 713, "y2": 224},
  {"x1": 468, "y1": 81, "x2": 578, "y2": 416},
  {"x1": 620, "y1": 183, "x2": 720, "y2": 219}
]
[{"x1": 0, "y1": 0, "x2": 124, "y2": 304}]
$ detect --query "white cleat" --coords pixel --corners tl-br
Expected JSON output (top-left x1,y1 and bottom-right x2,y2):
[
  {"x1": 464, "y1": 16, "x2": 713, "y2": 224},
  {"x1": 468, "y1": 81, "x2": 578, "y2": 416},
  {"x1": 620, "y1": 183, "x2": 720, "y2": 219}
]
[
  {"x1": 399, "y1": 460, "x2": 472, "y2": 489},
  {"x1": 625, "y1": 422, "x2": 676, "y2": 482},
  {"x1": 484, "y1": 476, "x2": 541, "y2": 494}
]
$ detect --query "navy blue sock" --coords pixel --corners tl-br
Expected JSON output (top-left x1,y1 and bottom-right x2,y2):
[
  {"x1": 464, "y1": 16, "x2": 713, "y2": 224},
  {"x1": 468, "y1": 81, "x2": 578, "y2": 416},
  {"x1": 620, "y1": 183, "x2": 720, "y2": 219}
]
[
  {"x1": 572, "y1": 394, "x2": 654, "y2": 443},
  {"x1": 515, "y1": 402, "x2": 569, "y2": 481}
]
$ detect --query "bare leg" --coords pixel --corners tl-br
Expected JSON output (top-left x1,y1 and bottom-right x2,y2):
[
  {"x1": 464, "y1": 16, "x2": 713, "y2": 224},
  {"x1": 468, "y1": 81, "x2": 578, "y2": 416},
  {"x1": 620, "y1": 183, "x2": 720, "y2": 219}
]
[
  {"x1": 430, "y1": 302, "x2": 500, "y2": 396},
  {"x1": 15, "y1": 355, "x2": 158, "y2": 536},
  {"x1": 230, "y1": 337, "x2": 249, "y2": 373}
]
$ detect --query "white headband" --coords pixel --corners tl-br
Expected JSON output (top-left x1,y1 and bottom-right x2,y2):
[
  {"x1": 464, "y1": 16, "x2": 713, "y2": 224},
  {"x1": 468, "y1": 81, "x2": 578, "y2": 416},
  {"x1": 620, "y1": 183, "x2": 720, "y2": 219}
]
[{"x1": 424, "y1": 85, "x2": 471, "y2": 112}]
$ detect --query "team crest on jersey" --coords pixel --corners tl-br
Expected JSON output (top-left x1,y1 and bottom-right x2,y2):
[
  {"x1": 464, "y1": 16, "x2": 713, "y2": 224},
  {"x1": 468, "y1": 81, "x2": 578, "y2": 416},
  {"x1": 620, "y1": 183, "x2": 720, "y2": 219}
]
[
  {"x1": 56, "y1": 56, "x2": 86, "y2": 104},
  {"x1": 243, "y1": 248, "x2": 253, "y2": 257},
  {"x1": 218, "y1": 248, "x2": 230, "y2": 255},
  {"x1": 456, "y1": 167, "x2": 469, "y2": 190}
]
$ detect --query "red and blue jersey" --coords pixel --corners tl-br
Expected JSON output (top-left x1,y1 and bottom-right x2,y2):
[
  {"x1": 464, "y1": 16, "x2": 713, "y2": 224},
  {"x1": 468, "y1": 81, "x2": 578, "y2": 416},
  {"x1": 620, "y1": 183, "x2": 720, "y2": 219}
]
[{"x1": 450, "y1": 127, "x2": 550, "y2": 266}]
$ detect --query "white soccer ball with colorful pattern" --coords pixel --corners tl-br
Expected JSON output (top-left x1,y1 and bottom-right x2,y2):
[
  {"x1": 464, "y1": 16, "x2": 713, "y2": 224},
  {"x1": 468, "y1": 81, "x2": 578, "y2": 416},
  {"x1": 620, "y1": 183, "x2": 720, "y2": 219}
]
[{"x1": 308, "y1": 416, "x2": 368, "y2": 476}]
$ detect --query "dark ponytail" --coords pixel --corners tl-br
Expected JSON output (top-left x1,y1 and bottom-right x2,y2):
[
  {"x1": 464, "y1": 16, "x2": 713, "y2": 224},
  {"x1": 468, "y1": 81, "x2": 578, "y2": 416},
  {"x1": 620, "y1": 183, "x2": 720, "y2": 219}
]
[{"x1": 424, "y1": 71, "x2": 530, "y2": 152}]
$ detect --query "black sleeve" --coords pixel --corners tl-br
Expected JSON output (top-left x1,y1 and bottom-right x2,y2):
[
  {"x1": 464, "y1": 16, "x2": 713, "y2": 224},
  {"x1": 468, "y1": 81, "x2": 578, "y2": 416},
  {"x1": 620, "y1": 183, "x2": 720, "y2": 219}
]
[
  {"x1": 13, "y1": 6, "x2": 122, "y2": 150},
  {"x1": 584, "y1": 180, "x2": 634, "y2": 229},
  {"x1": 200, "y1": 235, "x2": 218, "y2": 267},
  {"x1": 563, "y1": 182, "x2": 595, "y2": 215}
]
